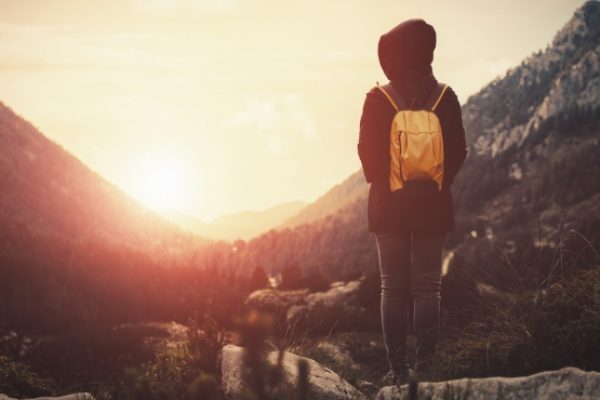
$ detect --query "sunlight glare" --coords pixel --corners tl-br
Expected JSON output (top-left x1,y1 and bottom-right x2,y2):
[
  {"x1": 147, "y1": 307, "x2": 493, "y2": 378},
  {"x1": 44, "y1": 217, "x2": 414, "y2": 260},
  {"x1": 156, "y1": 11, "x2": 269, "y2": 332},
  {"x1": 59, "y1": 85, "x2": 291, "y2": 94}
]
[{"x1": 128, "y1": 153, "x2": 190, "y2": 212}]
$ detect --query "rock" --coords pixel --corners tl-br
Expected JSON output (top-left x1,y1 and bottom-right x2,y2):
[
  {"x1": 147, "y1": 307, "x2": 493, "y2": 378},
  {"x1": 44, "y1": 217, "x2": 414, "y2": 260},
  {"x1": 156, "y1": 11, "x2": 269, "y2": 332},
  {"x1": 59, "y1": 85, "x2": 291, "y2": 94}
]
[
  {"x1": 286, "y1": 279, "x2": 370, "y2": 334},
  {"x1": 245, "y1": 288, "x2": 309, "y2": 316},
  {"x1": 357, "y1": 380, "x2": 380, "y2": 398},
  {"x1": 245, "y1": 279, "x2": 373, "y2": 335},
  {"x1": 0, "y1": 394, "x2": 94, "y2": 400},
  {"x1": 221, "y1": 345, "x2": 246, "y2": 398},
  {"x1": 307, "y1": 280, "x2": 363, "y2": 308},
  {"x1": 315, "y1": 342, "x2": 360, "y2": 371},
  {"x1": 221, "y1": 344, "x2": 367, "y2": 400},
  {"x1": 376, "y1": 367, "x2": 600, "y2": 400}
]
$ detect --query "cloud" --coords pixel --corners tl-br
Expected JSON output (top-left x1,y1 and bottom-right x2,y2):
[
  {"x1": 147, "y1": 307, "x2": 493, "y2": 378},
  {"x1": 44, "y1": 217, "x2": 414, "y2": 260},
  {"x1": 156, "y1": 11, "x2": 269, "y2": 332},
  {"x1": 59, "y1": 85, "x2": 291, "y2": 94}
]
[
  {"x1": 221, "y1": 93, "x2": 318, "y2": 155},
  {"x1": 0, "y1": 22, "x2": 218, "y2": 73},
  {"x1": 0, "y1": 22, "x2": 141, "y2": 70},
  {"x1": 280, "y1": 94, "x2": 317, "y2": 139},
  {"x1": 222, "y1": 100, "x2": 280, "y2": 131}
]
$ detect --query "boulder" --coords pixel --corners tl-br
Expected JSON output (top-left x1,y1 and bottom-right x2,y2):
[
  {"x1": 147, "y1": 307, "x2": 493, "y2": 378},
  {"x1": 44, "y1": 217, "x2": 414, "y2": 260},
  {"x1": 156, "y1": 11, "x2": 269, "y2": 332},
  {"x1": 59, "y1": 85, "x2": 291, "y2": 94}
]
[
  {"x1": 245, "y1": 280, "x2": 373, "y2": 335},
  {"x1": 376, "y1": 367, "x2": 600, "y2": 400},
  {"x1": 286, "y1": 279, "x2": 370, "y2": 334},
  {"x1": 287, "y1": 280, "x2": 363, "y2": 320},
  {"x1": 0, "y1": 394, "x2": 94, "y2": 400},
  {"x1": 245, "y1": 288, "x2": 309, "y2": 316},
  {"x1": 221, "y1": 344, "x2": 367, "y2": 400},
  {"x1": 315, "y1": 342, "x2": 360, "y2": 372}
]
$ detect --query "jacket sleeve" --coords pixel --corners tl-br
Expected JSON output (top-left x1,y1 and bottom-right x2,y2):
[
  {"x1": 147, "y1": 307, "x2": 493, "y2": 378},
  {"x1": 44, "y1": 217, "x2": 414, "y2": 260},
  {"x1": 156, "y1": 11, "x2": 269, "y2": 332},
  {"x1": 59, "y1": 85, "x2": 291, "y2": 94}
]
[
  {"x1": 358, "y1": 88, "x2": 387, "y2": 184},
  {"x1": 440, "y1": 86, "x2": 468, "y2": 184}
]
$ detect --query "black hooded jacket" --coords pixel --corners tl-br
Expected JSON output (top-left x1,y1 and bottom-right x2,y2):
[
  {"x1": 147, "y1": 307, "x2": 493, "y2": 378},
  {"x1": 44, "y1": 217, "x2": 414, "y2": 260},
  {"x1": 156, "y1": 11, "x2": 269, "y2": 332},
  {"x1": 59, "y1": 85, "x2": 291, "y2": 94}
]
[{"x1": 358, "y1": 19, "x2": 468, "y2": 233}]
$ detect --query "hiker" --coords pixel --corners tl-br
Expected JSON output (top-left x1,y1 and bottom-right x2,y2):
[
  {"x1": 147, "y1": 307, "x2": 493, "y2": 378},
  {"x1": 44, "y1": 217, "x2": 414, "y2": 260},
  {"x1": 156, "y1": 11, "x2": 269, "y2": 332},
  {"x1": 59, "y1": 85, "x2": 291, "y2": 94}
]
[{"x1": 357, "y1": 19, "x2": 468, "y2": 384}]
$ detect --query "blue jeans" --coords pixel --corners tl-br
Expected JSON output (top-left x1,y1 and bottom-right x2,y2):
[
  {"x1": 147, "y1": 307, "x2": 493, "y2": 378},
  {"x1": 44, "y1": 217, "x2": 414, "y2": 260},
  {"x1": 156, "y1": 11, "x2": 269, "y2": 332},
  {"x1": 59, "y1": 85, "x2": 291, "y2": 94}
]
[{"x1": 375, "y1": 232, "x2": 444, "y2": 371}]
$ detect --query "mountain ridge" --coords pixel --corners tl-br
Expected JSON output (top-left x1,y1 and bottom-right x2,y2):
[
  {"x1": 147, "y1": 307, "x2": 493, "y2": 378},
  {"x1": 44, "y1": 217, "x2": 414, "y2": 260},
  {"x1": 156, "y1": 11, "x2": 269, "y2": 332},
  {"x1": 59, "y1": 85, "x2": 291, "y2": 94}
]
[
  {"x1": 278, "y1": 171, "x2": 367, "y2": 230},
  {"x1": 165, "y1": 200, "x2": 308, "y2": 240},
  {"x1": 0, "y1": 101, "x2": 207, "y2": 260},
  {"x1": 461, "y1": 0, "x2": 600, "y2": 157}
]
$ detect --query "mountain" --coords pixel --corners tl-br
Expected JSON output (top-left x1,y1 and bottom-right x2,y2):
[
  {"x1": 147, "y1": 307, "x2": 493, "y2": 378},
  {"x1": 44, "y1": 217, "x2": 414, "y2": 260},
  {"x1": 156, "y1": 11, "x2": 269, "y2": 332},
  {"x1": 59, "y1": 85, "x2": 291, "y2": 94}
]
[
  {"x1": 207, "y1": 1, "x2": 600, "y2": 280},
  {"x1": 278, "y1": 172, "x2": 367, "y2": 229},
  {"x1": 0, "y1": 102, "x2": 208, "y2": 258},
  {"x1": 452, "y1": 0, "x2": 600, "y2": 244},
  {"x1": 165, "y1": 201, "x2": 308, "y2": 240},
  {"x1": 199, "y1": 192, "x2": 375, "y2": 280},
  {"x1": 0, "y1": 101, "x2": 222, "y2": 332},
  {"x1": 461, "y1": 1, "x2": 600, "y2": 158}
]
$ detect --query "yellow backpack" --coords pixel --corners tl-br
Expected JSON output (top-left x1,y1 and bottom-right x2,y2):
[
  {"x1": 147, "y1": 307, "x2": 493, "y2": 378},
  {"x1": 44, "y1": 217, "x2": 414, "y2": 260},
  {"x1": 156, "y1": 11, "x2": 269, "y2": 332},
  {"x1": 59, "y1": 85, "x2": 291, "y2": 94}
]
[{"x1": 376, "y1": 82, "x2": 448, "y2": 192}]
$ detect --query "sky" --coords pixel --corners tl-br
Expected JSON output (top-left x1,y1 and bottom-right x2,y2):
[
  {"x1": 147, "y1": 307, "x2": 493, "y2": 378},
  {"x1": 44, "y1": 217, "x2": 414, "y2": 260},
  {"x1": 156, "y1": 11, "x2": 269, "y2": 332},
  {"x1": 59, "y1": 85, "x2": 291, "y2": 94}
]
[{"x1": 0, "y1": 0, "x2": 585, "y2": 221}]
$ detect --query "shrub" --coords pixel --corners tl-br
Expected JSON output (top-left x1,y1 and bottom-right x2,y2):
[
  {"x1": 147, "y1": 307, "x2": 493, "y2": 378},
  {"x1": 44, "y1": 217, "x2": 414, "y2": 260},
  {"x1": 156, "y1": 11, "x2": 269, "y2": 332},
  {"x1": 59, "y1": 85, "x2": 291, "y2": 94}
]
[
  {"x1": 433, "y1": 266, "x2": 600, "y2": 380},
  {"x1": 0, "y1": 355, "x2": 54, "y2": 398},
  {"x1": 104, "y1": 306, "x2": 226, "y2": 400}
]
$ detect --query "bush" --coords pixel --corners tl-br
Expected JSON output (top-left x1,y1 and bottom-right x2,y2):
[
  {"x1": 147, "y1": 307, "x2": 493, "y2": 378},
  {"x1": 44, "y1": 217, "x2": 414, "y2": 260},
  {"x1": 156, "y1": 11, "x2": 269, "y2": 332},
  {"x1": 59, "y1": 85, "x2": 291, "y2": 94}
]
[
  {"x1": 530, "y1": 267, "x2": 600, "y2": 370},
  {"x1": 433, "y1": 266, "x2": 600, "y2": 380},
  {"x1": 104, "y1": 307, "x2": 226, "y2": 400},
  {"x1": 27, "y1": 323, "x2": 156, "y2": 387},
  {"x1": 0, "y1": 355, "x2": 54, "y2": 398}
]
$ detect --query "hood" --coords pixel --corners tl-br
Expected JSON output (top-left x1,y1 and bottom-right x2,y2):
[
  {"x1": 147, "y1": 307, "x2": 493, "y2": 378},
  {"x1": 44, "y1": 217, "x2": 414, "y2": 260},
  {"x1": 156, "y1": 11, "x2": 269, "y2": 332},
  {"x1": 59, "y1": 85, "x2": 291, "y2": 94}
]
[{"x1": 378, "y1": 19, "x2": 436, "y2": 81}]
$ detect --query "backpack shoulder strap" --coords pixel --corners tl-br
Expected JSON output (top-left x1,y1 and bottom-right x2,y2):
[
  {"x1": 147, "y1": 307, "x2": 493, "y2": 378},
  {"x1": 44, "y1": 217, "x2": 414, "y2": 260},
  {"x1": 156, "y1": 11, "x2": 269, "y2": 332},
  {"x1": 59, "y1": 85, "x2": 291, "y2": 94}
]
[
  {"x1": 425, "y1": 82, "x2": 449, "y2": 112},
  {"x1": 375, "y1": 82, "x2": 407, "y2": 111}
]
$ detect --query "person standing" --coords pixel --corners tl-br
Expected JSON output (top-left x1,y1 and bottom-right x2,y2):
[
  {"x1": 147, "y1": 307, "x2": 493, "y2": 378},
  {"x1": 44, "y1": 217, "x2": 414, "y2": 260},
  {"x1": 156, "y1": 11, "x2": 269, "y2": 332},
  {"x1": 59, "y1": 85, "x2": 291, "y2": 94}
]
[{"x1": 357, "y1": 19, "x2": 468, "y2": 384}]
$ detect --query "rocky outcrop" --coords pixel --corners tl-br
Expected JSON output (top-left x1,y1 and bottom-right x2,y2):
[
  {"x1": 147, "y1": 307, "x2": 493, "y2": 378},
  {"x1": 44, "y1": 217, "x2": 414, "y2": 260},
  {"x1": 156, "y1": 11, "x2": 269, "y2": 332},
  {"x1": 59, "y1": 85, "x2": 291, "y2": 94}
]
[
  {"x1": 462, "y1": 1, "x2": 600, "y2": 157},
  {"x1": 245, "y1": 288, "x2": 310, "y2": 316},
  {"x1": 376, "y1": 367, "x2": 600, "y2": 400},
  {"x1": 221, "y1": 344, "x2": 367, "y2": 400},
  {"x1": 286, "y1": 280, "x2": 362, "y2": 318},
  {"x1": 315, "y1": 342, "x2": 360, "y2": 372},
  {"x1": 0, "y1": 394, "x2": 94, "y2": 400},
  {"x1": 286, "y1": 280, "x2": 368, "y2": 329},
  {"x1": 245, "y1": 279, "x2": 374, "y2": 335}
]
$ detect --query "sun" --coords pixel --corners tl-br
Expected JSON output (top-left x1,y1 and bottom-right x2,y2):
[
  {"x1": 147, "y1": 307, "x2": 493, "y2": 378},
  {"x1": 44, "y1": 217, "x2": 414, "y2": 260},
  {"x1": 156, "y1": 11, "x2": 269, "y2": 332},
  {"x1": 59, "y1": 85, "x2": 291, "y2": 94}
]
[{"x1": 128, "y1": 153, "x2": 190, "y2": 212}]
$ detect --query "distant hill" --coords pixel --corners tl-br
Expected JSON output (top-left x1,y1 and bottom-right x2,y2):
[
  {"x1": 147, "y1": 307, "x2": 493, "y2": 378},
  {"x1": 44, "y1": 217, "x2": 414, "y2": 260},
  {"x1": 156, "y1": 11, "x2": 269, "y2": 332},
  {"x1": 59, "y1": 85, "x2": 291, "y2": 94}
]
[
  {"x1": 0, "y1": 101, "x2": 218, "y2": 332},
  {"x1": 0, "y1": 102, "x2": 208, "y2": 258},
  {"x1": 207, "y1": 1, "x2": 600, "y2": 280},
  {"x1": 278, "y1": 172, "x2": 367, "y2": 229},
  {"x1": 165, "y1": 201, "x2": 307, "y2": 240},
  {"x1": 199, "y1": 193, "x2": 375, "y2": 280}
]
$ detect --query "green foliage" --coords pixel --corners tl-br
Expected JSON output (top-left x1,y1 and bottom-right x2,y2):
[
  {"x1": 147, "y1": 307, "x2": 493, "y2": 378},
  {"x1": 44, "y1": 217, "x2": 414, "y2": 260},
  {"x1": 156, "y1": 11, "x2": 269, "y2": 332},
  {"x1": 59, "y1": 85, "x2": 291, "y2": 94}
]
[
  {"x1": 0, "y1": 355, "x2": 54, "y2": 398},
  {"x1": 105, "y1": 308, "x2": 226, "y2": 400},
  {"x1": 109, "y1": 357, "x2": 221, "y2": 400},
  {"x1": 24, "y1": 323, "x2": 156, "y2": 388},
  {"x1": 434, "y1": 262, "x2": 600, "y2": 381},
  {"x1": 186, "y1": 303, "x2": 227, "y2": 376},
  {"x1": 529, "y1": 267, "x2": 600, "y2": 369}
]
